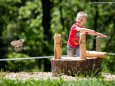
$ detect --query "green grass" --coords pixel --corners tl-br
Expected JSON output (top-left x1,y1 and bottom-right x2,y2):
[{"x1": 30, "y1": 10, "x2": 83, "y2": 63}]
[{"x1": 0, "y1": 77, "x2": 115, "y2": 86}]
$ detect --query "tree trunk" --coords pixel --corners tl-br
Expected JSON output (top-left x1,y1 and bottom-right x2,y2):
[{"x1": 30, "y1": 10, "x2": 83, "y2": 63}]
[
  {"x1": 38, "y1": 0, "x2": 53, "y2": 72},
  {"x1": 42, "y1": 0, "x2": 52, "y2": 40},
  {"x1": 0, "y1": 13, "x2": 8, "y2": 71},
  {"x1": 59, "y1": 0, "x2": 64, "y2": 30},
  {"x1": 93, "y1": 0, "x2": 99, "y2": 50},
  {"x1": 51, "y1": 57, "x2": 101, "y2": 76}
]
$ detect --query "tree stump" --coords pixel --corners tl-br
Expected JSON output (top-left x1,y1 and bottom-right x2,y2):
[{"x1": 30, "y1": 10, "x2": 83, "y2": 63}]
[
  {"x1": 51, "y1": 33, "x2": 105, "y2": 77},
  {"x1": 51, "y1": 57, "x2": 101, "y2": 76}
]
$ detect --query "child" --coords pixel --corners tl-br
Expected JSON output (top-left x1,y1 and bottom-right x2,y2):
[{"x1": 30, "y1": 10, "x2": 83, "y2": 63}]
[{"x1": 67, "y1": 11, "x2": 107, "y2": 57}]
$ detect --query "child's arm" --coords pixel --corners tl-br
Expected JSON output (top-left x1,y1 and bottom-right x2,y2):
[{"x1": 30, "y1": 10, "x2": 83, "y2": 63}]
[
  {"x1": 76, "y1": 27, "x2": 95, "y2": 34},
  {"x1": 76, "y1": 27, "x2": 107, "y2": 38},
  {"x1": 89, "y1": 31, "x2": 107, "y2": 38},
  {"x1": 83, "y1": 29, "x2": 107, "y2": 38}
]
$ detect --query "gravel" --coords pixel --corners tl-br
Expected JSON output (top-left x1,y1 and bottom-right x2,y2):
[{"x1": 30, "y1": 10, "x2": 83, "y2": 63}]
[
  {"x1": 3, "y1": 72, "x2": 76, "y2": 81},
  {"x1": 1, "y1": 72, "x2": 115, "y2": 81}
]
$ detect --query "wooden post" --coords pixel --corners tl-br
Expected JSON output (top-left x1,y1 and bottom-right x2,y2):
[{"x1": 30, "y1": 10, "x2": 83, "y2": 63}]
[
  {"x1": 96, "y1": 36, "x2": 101, "y2": 52},
  {"x1": 54, "y1": 34, "x2": 62, "y2": 59},
  {"x1": 80, "y1": 33, "x2": 86, "y2": 59}
]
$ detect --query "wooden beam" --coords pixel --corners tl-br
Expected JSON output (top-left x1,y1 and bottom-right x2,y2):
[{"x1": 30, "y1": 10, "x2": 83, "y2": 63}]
[
  {"x1": 54, "y1": 34, "x2": 62, "y2": 59},
  {"x1": 96, "y1": 36, "x2": 101, "y2": 52},
  {"x1": 80, "y1": 33, "x2": 86, "y2": 59},
  {"x1": 86, "y1": 51, "x2": 106, "y2": 58}
]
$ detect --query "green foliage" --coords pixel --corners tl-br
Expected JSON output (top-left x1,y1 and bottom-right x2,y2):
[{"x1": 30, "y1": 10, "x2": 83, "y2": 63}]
[
  {"x1": 102, "y1": 56, "x2": 115, "y2": 74},
  {"x1": 5, "y1": 52, "x2": 37, "y2": 72}
]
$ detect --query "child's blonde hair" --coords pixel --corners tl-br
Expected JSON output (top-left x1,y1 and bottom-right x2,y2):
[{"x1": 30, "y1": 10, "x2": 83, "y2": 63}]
[{"x1": 76, "y1": 11, "x2": 88, "y2": 21}]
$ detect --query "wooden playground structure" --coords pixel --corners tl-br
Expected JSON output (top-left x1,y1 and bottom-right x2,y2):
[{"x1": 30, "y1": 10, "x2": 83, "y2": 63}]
[{"x1": 51, "y1": 33, "x2": 107, "y2": 76}]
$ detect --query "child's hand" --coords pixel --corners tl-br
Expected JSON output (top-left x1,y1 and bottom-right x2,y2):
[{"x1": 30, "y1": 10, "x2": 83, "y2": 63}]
[
  {"x1": 98, "y1": 33, "x2": 107, "y2": 38},
  {"x1": 102, "y1": 34, "x2": 107, "y2": 38},
  {"x1": 88, "y1": 30, "x2": 107, "y2": 38},
  {"x1": 94, "y1": 32, "x2": 107, "y2": 38}
]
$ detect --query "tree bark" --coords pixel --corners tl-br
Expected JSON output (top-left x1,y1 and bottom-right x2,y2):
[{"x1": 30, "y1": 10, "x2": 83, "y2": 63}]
[
  {"x1": 59, "y1": 0, "x2": 64, "y2": 30},
  {"x1": 42, "y1": 0, "x2": 52, "y2": 40},
  {"x1": 51, "y1": 57, "x2": 101, "y2": 76},
  {"x1": 93, "y1": 0, "x2": 99, "y2": 50}
]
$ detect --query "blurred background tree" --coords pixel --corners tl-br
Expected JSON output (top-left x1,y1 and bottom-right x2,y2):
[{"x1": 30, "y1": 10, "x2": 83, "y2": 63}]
[{"x1": 0, "y1": 0, "x2": 114, "y2": 73}]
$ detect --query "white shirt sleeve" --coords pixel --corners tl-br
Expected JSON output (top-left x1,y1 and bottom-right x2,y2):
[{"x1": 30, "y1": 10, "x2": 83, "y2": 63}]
[{"x1": 76, "y1": 26, "x2": 84, "y2": 31}]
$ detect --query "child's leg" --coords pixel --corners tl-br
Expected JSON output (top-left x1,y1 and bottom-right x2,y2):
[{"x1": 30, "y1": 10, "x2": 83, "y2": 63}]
[
  {"x1": 75, "y1": 45, "x2": 80, "y2": 57},
  {"x1": 67, "y1": 44, "x2": 75, "y2": 57}
]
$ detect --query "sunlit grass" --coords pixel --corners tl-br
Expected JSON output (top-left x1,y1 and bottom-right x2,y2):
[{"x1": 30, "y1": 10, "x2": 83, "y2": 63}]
[{"x1": 0, "y1": 77, "x2": 115, "y2": 86}]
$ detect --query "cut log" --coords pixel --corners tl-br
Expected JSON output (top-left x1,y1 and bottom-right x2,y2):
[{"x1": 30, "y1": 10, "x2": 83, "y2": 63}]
[
  {"x1": 86, "y1": 51, "x2": 106, "y2": 58},
  {"x1": 54, "y1": 34, "x2": 62, "y2": 59},
  {"x1": 80, "y1": 33, "x2": 86, "y2": 59},
  {"x1": 51, "y1": 57, "x2": 101, "y2": 76}
]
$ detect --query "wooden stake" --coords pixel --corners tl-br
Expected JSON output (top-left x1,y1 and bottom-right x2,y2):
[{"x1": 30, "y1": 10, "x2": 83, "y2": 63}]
[
  {"x1": 80, "y1": 33, "x2": 86, "y2": 59},
  {"x1": 96, "y1": 36, "x2": 101, "y2": 52},
  {"x1": 54, "y1": 34, "x2": 62, "y2": 59}
]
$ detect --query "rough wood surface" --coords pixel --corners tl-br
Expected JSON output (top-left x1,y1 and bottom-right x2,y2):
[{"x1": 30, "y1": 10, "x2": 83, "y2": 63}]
[
  {"x1": 86, "y1": 51, "x2": 106, "y2": 58},
  {"x1": 54, "y1": 34, "x2": 62, "y2": 59},
  {"x1": 51, "y1": 57, "x2": 101, "y2": 76},
  {"x1": 80, "y1": 33, "x2": 86, "y2": 59},
  {"x1": 96, "y1": 36, "x2": 101, "y2": 52}
]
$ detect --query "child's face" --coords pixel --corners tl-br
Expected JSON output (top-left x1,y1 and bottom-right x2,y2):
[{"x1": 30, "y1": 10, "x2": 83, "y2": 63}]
[{"x1": 76, "y1": 16, "x2": 87, "y2": 26}]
